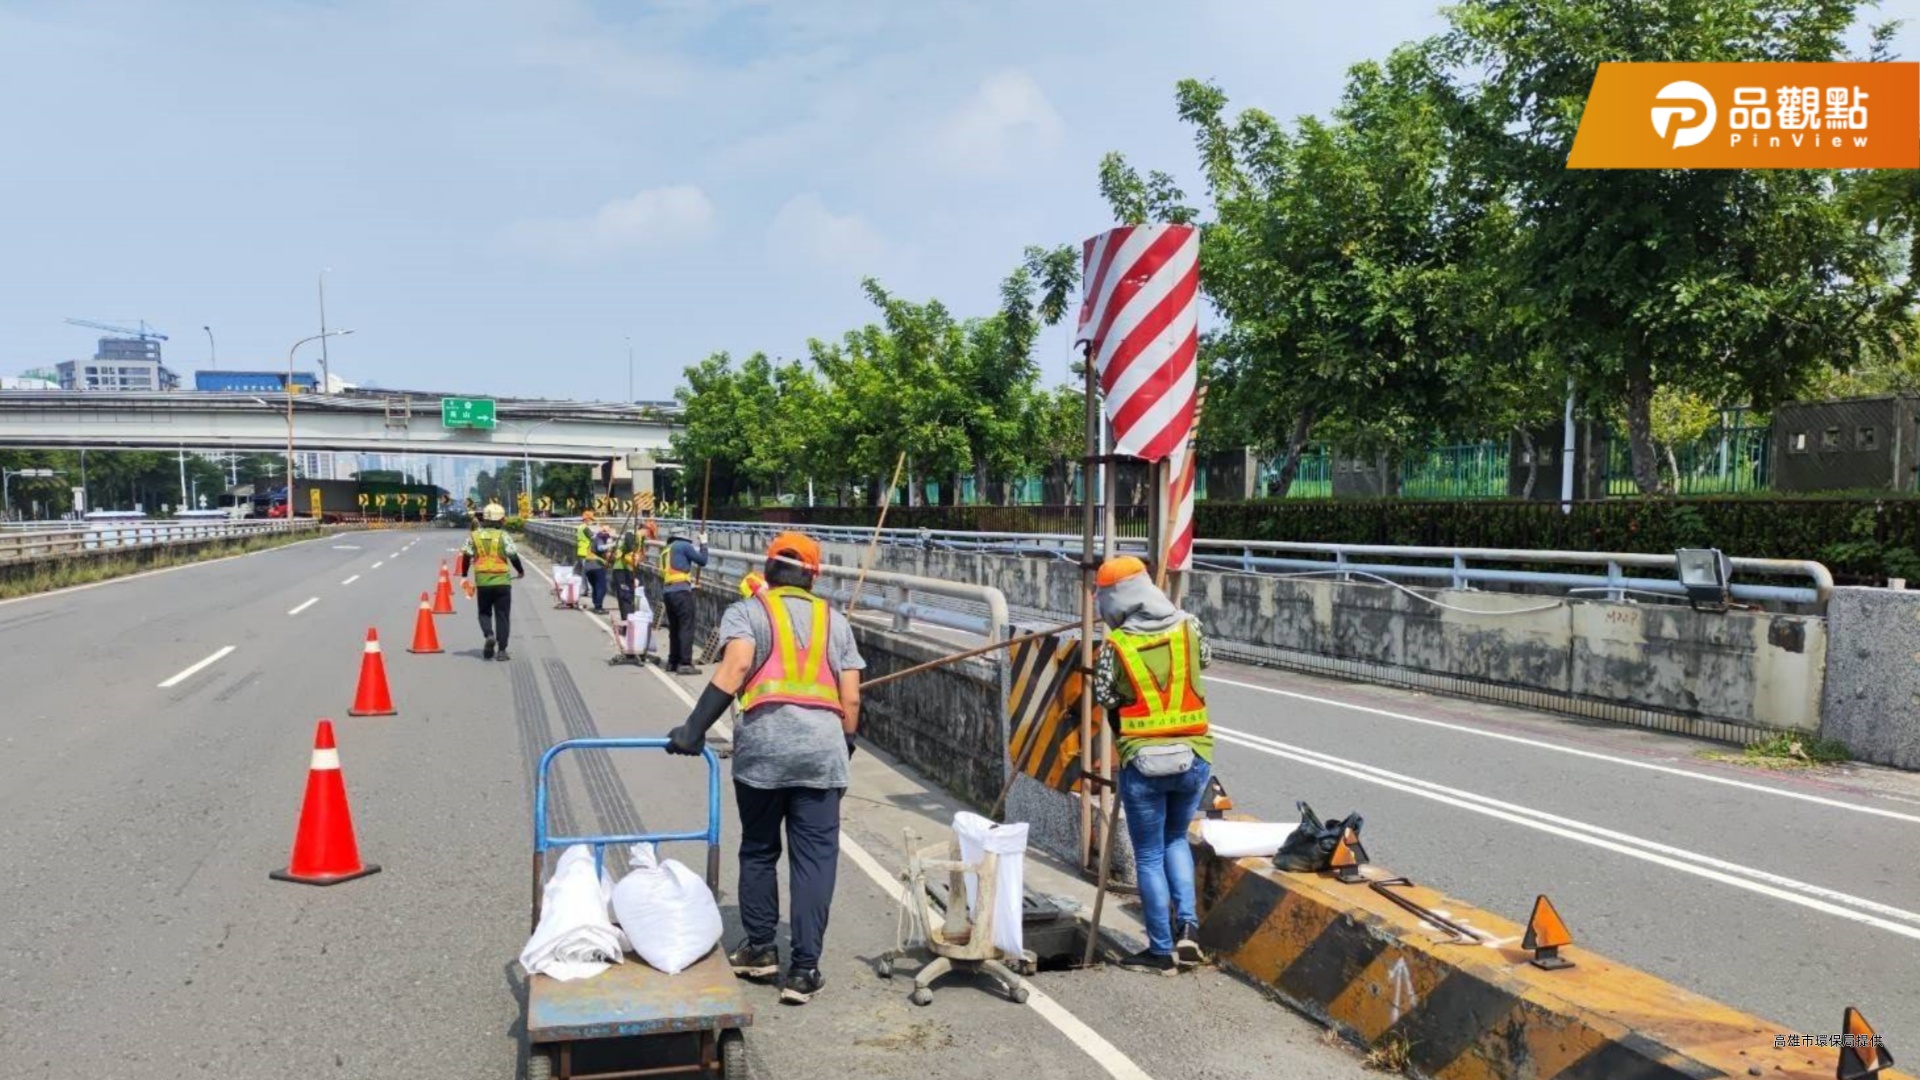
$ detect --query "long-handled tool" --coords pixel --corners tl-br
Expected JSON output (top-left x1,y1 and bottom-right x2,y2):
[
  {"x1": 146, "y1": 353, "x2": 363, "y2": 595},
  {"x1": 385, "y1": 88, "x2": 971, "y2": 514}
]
[
  {"x1": 862, "y1": 620, "x2": 1079, "y2": 693},
  {"x1": 846, "y1": 450, "x2": 907, "y2": 618}
]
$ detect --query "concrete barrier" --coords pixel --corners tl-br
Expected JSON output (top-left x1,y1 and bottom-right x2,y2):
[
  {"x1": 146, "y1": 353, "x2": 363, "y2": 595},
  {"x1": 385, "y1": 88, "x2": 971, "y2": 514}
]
[
  {"x1": 1819, "y1": 586, "x2": 1920, "y2": 770},
  {"x1": 1193, "y1": 829, "x2": 1912, "y2": 1080}
]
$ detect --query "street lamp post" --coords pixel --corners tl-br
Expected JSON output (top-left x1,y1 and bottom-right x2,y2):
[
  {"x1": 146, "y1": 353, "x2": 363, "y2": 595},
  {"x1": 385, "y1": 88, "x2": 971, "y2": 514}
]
[
  {"x1": 203, "y1": 325, "x2": 216, "y2": 370},
  {"x1": 286, "y1": 329, "x2": 354, "y2": 518},
  {"x1": 521, "y1": 418, "x2": 559, "y2": 513},
  {"x1": 3, "y1": 468, "x2": 58, "y2": 521}
]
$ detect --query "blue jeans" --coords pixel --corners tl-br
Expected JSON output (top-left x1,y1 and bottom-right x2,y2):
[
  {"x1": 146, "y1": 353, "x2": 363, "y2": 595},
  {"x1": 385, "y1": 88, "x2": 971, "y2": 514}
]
[{"x1": 1119, "y1": 756, "x2": 1211, "y2": 956}]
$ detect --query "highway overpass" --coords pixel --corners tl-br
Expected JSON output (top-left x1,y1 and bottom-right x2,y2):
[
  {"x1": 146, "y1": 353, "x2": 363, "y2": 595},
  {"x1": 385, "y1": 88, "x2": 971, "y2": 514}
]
[{"x1": 0, "y1": 390, "x2": 674, "y2": 463}]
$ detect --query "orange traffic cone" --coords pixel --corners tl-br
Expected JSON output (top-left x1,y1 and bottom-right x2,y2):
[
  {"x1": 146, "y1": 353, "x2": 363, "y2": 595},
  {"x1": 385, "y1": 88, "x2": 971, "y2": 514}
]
[
  {"x1": 407, "y1": 592, "x2": 442, "y2": 654},
  {"x1": 270, "y1": 720, "x2": 380, "y2": 886},
  {"x1": 347, "y1": 628, "x2": 397, "y2": 716},
  {"x1": 432, "y1": 563, "x2": 455, "y2": 615}
]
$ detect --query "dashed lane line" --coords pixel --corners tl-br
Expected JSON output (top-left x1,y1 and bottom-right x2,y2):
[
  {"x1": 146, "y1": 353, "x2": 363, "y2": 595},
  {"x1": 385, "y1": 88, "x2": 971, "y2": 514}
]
[
  {"x1": 287, "y1": 597, "x2": 319, "y2": 616},
  {"x1": 158, "y1": 645, "x2": 236, "y2": 689},
  {"x1": 341, "y1": 575, "x2": 360, "y2": 586}
]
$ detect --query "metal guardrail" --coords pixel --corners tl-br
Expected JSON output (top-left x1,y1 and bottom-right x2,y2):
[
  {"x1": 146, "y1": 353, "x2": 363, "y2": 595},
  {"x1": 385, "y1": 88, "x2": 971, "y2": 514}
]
[
  {"x1": 0, "y1": 518, "x2": 319, "y2": 565},
  {"x1": 630, "y1": 517, "x2": 1834, "y2": 609},
  {"x1": 523, "y1": 520, "x2": 1011, "y2": 640}
]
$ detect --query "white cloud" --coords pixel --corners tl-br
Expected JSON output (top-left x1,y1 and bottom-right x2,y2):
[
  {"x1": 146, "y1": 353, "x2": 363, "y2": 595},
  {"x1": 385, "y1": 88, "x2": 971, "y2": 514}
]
[
  {"x1": 508, "y1": 186, "x2": 716, "y2": 261},
  {"x1": 766, "y1": 193, "x2": 888, "y2": 271},
  {"x1": 926, "y1": 69, "x2": 1065, "y2": 177}
]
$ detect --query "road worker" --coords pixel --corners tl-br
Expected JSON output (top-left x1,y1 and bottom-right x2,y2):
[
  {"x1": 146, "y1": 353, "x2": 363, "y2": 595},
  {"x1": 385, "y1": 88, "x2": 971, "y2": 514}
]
[
  {"x1": 457, "y1": 502, "x2": 526, "y2": 662},
  {"x1": 575, "y1": 510, "x2": 609, "y2": 613},
  {"x1": 666, "y1": 530, "x2": 863, "y2": 1006},
  {"x1": 659, "y1": 526, "x2": 710, "y2": 674},
  {"x1": 610, "y1": 527, "x2": 648, "y2": 649},
  {"x1": 1092, "y1": 555, "x2": 1213, "y2": 973}
]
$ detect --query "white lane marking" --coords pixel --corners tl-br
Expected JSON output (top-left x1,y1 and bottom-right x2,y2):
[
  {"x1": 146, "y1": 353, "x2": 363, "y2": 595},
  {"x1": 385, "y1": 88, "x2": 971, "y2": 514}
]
[
  {"x1": 341, "y1": 575, "x2": 360, "y2": 586},
  {"x1": 287, "y1": 597, "x2": 320, "y2": 616},
  {"x1": 0, "y1": 532, "x2": 335, "y2": 609},
  {"x1": 371, "y1": 561, "x2": 384, "y2": 569},
  {"x1": 632, "y1": 602, "x2": 1150, "y2": 1079},
  {"x1": 1212, "y1": 727, "x2": 1920, "y2": 941},
  {"x1": 1209, "y1": 675, "x2": 1920, "y2": 826},
  {"x1": 331, "y1": 544, "x2": 362, "y2": 550},
  {"x1": 837, "y1": 807, "x2": 1155, "y2": 1079},
  {"x1": 158, "y1": 645, "x2": 236, "y2": 689}
]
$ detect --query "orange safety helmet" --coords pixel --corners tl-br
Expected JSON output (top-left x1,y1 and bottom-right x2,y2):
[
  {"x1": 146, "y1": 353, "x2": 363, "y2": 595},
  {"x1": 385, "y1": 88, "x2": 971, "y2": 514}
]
[
  {"x1": 581, "y1": 509, "x2": 596, "y2": 522},
  {"x1": 1096, "y1": 555, "x2": 1148, "y2": 588},
  {"x1": 766, "y1": 530, "x2": 821, "y2": 574}
]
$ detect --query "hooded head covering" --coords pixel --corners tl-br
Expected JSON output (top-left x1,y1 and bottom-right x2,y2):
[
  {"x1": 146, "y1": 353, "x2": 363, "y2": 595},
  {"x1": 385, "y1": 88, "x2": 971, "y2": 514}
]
[{"x1": 1096, "y1": 560, "x2": 1184, "y2": 634}]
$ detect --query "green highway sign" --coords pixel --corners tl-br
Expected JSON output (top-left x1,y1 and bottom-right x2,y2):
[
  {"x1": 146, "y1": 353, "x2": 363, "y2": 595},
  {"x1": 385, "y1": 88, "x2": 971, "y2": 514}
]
[{"x1": 441, "y1": 397, "x2": 497, "y2": 430}]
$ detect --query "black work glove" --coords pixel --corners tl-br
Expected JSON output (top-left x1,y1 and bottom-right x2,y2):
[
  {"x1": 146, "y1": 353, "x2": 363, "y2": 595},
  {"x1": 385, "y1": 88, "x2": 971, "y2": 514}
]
[
  {"x1": 846, "y1": 734, "x2": 858, "y2": 759},
  {"x1": 666, "y1": 683, "x2": 734, "y2": 756},
  {"x1": 666, "y1": 724, "x2": 704, "y2": 756}
]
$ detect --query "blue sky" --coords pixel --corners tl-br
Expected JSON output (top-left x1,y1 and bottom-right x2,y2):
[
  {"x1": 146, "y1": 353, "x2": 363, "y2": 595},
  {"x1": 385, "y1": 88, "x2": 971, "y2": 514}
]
[{"x1": 1, "y1": 1, "x2": 1909, "y2": 402}]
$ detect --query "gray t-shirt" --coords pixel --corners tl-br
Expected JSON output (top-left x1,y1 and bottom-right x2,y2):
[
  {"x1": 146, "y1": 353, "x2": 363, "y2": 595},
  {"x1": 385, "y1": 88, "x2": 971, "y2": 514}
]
[{"x1": 719, "y1": 591, "x2": 866, "y2": 790}]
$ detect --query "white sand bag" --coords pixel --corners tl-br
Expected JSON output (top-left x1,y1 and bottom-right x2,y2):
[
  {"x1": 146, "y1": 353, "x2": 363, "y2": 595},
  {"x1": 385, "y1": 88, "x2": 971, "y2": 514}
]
[
  {"x1": 519, "y1": 845, "x2": 624, "y2": 981},
  {"x1": 1199, "y1": 819, "x2": 1294, "y2": 859},
  {"x1": 953, "y1": 811, "x2": 1028, "y2": 958},
  {"x1": 610, "y1": 843, "x2": 721, "y2": 975}
]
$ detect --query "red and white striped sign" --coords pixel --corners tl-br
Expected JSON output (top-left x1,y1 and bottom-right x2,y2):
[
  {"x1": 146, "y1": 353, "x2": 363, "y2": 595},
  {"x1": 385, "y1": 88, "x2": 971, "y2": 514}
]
[
  {"x1": 1164, "y1": 383, "x2": 1207, "y2": 572},
  {"x1": 1077, "y1": 223, "x2": 1200, "y2": 569},
  {"x1": 1075, "y1": 223, "x2": 1199, "y2": 463}
]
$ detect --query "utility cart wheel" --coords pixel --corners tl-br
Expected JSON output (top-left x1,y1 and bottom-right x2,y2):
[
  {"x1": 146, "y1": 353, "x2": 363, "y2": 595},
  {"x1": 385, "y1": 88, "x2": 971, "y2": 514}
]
[
  {"x1": 721, "y1": 1029, "x2": 749, "y2": 1079},
  {"x1": 874, "y1": 955, "x2": 893, "y2": 980},
  {"x1": 526, "y1": 1048, "x2": 553, "y2": 1080},
  {"x1": 1010, "y1": 985, "x2": 1030, "y2": 1005},
  {"x1": 910, "y1": 988, "x2": 933, "y2": 1007}
]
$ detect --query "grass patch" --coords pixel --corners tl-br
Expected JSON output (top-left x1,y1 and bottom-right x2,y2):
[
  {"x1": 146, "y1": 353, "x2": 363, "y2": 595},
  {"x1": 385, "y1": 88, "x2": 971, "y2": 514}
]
[
  {"x1": 1701, "y1": 731, "x2": 1853, "y2": 770},
  {"x1": 1363, "y1": 1034, "x2": 1413, "y2": 1073},
  {"x1": 0, "y1": 530, "x2": 322, "y2": 600}
]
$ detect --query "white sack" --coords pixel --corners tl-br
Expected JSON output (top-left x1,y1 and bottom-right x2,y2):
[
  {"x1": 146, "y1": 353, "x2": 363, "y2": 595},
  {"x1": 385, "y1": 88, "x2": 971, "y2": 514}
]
[
  {"x1": 610, "y1": 843, "x2": 722, "y2": 975},
  {"x1": 519, "y1": 845, "x2": 625, "y2": 981},
  {"x1": 1199, "y1": 819, "x2": 1295, "y2": 859},
  {"x1": 952, "y1": 811, "x2": 1027, "y2": 958},
  {"x1": 621, "y1": 603, "x2": 652, "y2": 654}
]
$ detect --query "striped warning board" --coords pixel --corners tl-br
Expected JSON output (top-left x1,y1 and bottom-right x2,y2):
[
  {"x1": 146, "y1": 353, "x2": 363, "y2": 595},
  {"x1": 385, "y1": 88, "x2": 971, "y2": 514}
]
[
  {"x1": 1005, "y1": 633, "x2": 1112, "y2": 793},
  {"x1": 1193, "y1": 836, "x2": 1913, "y2": 1080}
]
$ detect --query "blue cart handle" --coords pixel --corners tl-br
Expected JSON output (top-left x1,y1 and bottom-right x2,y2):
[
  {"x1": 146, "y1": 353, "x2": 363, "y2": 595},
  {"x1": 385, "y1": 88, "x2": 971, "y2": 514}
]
[{"x1": 533, "y1": 738, "x2": 722, "y2": 857}]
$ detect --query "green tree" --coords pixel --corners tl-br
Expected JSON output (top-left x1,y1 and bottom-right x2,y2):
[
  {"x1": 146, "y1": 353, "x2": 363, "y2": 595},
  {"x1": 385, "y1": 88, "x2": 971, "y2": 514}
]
[{"x1": 1443, "y1": 0, "x2": 1906, "y2": 493}]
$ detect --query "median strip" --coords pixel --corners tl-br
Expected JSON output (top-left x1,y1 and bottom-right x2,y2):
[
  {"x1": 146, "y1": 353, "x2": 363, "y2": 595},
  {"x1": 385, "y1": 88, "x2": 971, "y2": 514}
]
[
  {"x1": 158, "y1": 645, "x2": 235, "y2": 689},
  {"x1": 1193, "y1": 826, "x2": 1913, "y2": 1080}
]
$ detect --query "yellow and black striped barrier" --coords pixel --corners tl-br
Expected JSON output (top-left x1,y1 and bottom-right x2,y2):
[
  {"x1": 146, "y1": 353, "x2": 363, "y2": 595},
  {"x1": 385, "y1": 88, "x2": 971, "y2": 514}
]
[
  {"x1": 1193, "y1": 826, "x2": 1910, "y2": 1080},
  {"x1": 1005, "y1": 632, "x2": 1115, "y2": 793}
]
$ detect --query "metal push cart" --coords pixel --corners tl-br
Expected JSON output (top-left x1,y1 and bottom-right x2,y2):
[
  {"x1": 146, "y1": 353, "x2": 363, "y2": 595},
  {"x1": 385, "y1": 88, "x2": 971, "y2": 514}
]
[{"x1": 526, "y1": 738, "x2": 752, "y2": 1079}]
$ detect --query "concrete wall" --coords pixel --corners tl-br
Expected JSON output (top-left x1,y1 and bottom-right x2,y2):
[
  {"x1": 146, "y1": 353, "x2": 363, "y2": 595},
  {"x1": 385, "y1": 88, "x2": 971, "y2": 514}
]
[
  {"x1": 715, "y1": 530, "x2": 1830, "y2": 744},
  {"x1": 1819, "y1": 587, "x2": 1920, "y2": 769}
]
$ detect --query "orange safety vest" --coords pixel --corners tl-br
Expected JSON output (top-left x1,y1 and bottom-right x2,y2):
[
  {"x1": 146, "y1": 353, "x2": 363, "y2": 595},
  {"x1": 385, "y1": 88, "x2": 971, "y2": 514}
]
[
  {"x1": 1111, "y1": 622, "x2": 1208, "y2": 739},
  {"x1": 471, "y1": 530, "x2": 510, "y2": 575},
  {"x1": 737, "y1": 586, "x2": 845, "y2": 716}
]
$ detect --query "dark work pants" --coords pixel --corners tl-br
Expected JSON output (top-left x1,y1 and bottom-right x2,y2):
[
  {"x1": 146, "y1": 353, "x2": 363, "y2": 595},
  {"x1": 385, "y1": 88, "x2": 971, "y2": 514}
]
[
  {"x1": 611, "y1": 568, "x2": 636, "y2": 620},
  {"x1": 665, "y1": 589, "x2": 696, "y2": 667},
  {"x1": 581, "y1": 563, "x2": 608, "y2": 610},
  {"x1": 734, "y1": 782, "x2": 843, "y2": 970},
  {"x1": 476, "y1": 584, "x2": 512, "y2": 647}
]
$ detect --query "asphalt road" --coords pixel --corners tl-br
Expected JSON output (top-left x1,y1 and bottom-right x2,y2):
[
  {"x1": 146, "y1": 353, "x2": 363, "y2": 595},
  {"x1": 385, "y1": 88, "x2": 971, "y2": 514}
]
[
  {"x1": 0, "y1": 529, "x2": 1373, "y2": 1080},
  {"x1": 853, "y1": 582, "x2": 1920, "y2": 1048}
]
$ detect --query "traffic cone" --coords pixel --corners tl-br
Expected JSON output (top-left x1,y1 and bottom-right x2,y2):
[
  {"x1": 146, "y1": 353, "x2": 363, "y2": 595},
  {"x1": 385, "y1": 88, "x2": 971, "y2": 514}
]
[
  {"x1": 432, "y1": 562, "x2": 455, "y2": 614},
  {"x1": 407, "y1": 592, "x2": 442, "y2": 654},
  {"x1": 347, "y1": 628, "x2": 397, "y2": 716},
  {"x1": 270, "y1": 720, "x2": 381, "y2": 886}
]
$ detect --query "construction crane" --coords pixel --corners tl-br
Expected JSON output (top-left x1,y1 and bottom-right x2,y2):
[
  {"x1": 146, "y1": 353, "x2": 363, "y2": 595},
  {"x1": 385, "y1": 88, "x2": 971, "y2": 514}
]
[{"x1": 65, "y1": 318, "x2": 169, "y2": 342}]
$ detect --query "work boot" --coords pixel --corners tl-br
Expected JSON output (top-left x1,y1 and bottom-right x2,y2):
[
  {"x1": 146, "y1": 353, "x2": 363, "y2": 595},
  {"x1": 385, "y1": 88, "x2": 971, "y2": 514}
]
[
  {"x1": 482, "y1": 637, "x2": 496, "y2": 660},
  {"x1": 1175, "y1": 921, "x2": 1205, "y2": 967},
  {"x1": 496, "y1": 647, "x2": 511, "y2": 662},
  {"x1": 779, "y1": 967, "x2": 824, "y2": 1005},
  {"x1": 727, "y1": 941, "x2": 779, "y2": 981},
  {"x1": 1118, "y1": 950, "x2": 1175, "y2": 974},
  {"x1": 675, "y1": 664, "x2": 701, "y2": 676}
]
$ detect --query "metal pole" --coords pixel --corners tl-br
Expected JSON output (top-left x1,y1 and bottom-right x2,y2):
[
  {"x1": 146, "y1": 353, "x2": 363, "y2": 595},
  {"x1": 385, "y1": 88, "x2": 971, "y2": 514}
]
[
  {"x1": 318, "y1": 272, "x2": 331, "y2": 394},
  {"x1": 2, "y1": 471, "x2": 11, "y2": 520},
  {"x1": 1560, "y1": 374, "x2": 1576, "y2": 513},
  {"x1": 1078, "y1": 344, "x2": 1098, "y2": 869},
  {"x1": 178, "y1": 444, "x2": 188, "y2": 512},
  {"x1": 203, "y1": 326, "x2": 216, "y2": 370}
]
